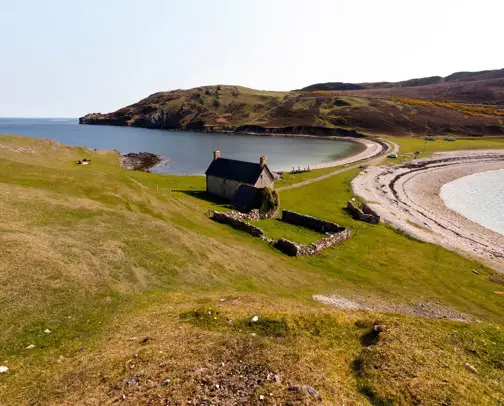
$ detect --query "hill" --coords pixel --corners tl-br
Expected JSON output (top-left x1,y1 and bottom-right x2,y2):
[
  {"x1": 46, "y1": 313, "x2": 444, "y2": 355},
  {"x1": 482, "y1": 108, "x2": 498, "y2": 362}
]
[
  {"x1": 80, "y1": 70, "x2": 504, "y2": 137},
  {"x1": 302, "y1": 68, "x2": 504, "y2": 104},
  {"x1": 1, "y1": 135, "x2": 504, "y2": 404}
]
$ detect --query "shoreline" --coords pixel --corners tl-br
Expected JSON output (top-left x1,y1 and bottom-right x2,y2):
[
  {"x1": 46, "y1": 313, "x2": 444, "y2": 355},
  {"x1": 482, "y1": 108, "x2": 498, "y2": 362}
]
[
  {"x1": 274, "y1": 136, "x2": 384, "y2": 173},
  {"x1": 353, "y1": 150, "x2": 504, "y2": 272},
  {"x1": 440, "y1": 168, "x2": 504, "y2": 236}
]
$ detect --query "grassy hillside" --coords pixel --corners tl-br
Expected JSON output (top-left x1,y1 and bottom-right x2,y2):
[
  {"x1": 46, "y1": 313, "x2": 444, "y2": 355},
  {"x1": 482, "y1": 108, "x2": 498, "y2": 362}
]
[
  {"x1": 80, "y1": 84, "x2": 504, "y2": 137},
  {"x1": 1, "y1": 135, "x2": 503, "y2": 404}
]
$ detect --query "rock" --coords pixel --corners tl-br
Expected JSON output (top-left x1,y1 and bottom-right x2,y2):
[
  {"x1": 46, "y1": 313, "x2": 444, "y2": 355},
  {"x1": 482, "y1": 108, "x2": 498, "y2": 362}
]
[
  {"x1": 121, "y1": 152, "x2": 162, "y2": 171},
  {"x1": 0, "y1": 366, "x2": 8, "y2": 373},
  {"x1": 373, "y1": 324, "x2": 387, "y2": 333},
  {"x1": 162, "y1": 379, "x2": 170, "y2": 386},
  {"x1": 288, "y1": 385, "x2": 322, "y2": 400},
  {"x1": 259, "y1": 395, "x2": 265, "y2": 400},
  {"x1": 465, "y1": 363, "x2": 478, "y2": 374},
  {"x1": 123, "y1": 375, "x2": 139, "y2": 386},
  {"x1": 472, "y1": 270, "x2": 480, "y2": 275},
  {"x1": 44, "y1": 329, "x2": 51, "y2": 334},
  {"x1": 251, "y1": 316, "x2": 259, "y2": 323},
  {"x1": 26, "y1": 344, "x2": 36, "y2": 349}
]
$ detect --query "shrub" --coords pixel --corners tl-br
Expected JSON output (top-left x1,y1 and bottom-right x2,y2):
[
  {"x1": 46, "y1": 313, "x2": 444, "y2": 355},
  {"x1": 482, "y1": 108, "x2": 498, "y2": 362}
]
[{"x1": 258, "y1": 187, "x2": 279, "y2": 215}]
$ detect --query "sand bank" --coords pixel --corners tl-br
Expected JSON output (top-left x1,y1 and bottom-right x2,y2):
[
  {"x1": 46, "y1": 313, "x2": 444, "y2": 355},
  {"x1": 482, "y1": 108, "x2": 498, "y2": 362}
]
[{"x1": 353, "y1": 150, "x2": 504, "y2": 271}]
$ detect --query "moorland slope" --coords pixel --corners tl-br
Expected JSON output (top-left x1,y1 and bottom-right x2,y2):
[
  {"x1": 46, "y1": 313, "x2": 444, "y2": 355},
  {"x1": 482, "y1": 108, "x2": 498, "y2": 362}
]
[{"x1": 80, "y1": 69, "x2": 504, "y2": 137}]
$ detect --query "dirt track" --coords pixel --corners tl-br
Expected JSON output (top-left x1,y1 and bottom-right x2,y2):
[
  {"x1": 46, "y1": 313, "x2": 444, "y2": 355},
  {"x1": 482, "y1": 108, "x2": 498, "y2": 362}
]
[{"x1": 353, "y1": 150, "x2": 504, "y2": 272}]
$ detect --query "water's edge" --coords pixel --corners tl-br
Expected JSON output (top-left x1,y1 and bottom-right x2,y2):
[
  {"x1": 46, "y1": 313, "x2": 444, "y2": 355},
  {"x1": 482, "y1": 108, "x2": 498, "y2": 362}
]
[{"x1": 441, "y1": 169, "x2": 504, "y2": 235}]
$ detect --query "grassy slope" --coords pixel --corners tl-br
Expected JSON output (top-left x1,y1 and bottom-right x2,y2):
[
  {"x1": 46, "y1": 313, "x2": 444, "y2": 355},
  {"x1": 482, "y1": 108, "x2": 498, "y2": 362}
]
[{"x1": 0, "y1": 135, "x2": 503, "y2": 405}]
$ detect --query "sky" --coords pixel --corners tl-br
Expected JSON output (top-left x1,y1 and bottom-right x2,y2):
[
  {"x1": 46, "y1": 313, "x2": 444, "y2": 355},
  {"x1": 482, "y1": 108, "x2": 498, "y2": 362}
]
[{"x1": 1, "y1": 0, "x2": 503, "y2": 117}]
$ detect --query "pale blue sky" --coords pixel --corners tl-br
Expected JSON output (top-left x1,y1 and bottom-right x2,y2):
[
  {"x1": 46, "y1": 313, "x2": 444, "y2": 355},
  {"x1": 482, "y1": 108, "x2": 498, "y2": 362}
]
[{"x1": 1, "y1": 0, "x2": 502, "y2": 117}]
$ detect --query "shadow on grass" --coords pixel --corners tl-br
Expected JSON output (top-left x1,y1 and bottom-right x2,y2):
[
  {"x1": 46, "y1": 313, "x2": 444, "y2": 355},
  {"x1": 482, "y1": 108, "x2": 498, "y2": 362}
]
[{"x1": 182, "y1": 190, "x2": 230, "y2": 209}]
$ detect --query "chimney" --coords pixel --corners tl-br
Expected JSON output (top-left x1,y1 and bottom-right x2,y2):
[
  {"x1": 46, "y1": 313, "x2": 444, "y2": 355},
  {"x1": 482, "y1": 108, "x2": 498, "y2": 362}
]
[
  {"x1": 213, "y1": 149, "x2": 221, "y2": 161},
  {"x1": 260, "y1": 155, "x2": 267, "y2": 168}
]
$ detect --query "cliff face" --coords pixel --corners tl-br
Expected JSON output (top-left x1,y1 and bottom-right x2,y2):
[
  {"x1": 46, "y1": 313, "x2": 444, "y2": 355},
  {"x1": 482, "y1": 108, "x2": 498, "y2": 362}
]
[{"x1": 80, "y1": 75, "x2": 504, "y2": 136}]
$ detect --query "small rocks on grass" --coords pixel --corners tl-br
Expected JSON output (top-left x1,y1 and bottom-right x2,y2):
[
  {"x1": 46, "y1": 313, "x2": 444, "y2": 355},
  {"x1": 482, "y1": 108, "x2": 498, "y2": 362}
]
[
  {"x1": 259, "y1": 395, "x2": 265, "y2": 401},
  {"x1": 0, "y1": 366, "x2": 8, "y2": 373},
  {"x1": 465, "y1": 363, "x2": 478, "y2": 374},
  {"x1": 472, "y1": 269, "x2": 480, "y2": 275},
  {"x1": 26, "y1": 344, "x2": 36, "y2": 349},
  {"x1": 288, "y1": 385, "x2": 322, "y2": 400},
  {"x1": 162, "y1": 379, "x2": 170, "y2": 386},
  {"x1": 373, "y1": 324, "x2": 387, "y2": 333},
  {"x1": 251, "y1": 316, "x2": 259, "y2": 323},
  {"x1": 44, "y1": 329, "x2": 51, "y2": 334}
]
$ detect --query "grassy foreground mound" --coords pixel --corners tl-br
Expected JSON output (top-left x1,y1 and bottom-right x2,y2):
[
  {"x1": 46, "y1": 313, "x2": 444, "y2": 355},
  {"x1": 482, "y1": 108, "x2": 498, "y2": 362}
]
[{"x1": 0, "y1": 135, "x2": 503, "y2": 404}]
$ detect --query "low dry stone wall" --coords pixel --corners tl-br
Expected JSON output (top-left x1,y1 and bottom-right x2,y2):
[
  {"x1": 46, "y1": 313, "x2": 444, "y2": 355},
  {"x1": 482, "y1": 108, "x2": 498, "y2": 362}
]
[
  {"x1": 212, "y1": 210, "x2": 350, "y2": 257},
  {"x1": 273, "y1": 229, "x2": 350, "y2": 256},
  {"x1": 211, "y1": 211, "x2": 264, "y2": 237},
  {"x1": 281, "y1": 210, "x2": 345, "y2": 233},
  {"x1": 346, "y1": 201, "x2": 380, "y2": 224}
]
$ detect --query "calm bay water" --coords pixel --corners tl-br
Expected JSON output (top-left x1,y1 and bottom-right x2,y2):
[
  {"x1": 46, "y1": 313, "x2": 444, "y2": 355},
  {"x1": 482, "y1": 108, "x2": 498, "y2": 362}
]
[
  {"x1": 440, "y1": 169, "x2": 504, "y2": 235},
  {"x1": 0, "y1": 118, "x2": 362, "y2": 174}
]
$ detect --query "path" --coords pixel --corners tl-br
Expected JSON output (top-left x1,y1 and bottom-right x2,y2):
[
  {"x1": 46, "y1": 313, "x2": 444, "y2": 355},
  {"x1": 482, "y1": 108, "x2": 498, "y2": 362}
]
[{"x1": 277, "y1": 140, "x2": 397, "y2": 191}]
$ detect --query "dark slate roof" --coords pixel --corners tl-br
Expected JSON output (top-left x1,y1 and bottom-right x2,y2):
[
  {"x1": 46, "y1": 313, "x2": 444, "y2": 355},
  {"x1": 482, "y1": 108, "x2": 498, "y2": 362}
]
[
  {"x1": 232, "y1": 184, "x2": 261, "y2": 212},
  {"x1": 205, "y1": 158, "x2": 271, "y2": 185}
]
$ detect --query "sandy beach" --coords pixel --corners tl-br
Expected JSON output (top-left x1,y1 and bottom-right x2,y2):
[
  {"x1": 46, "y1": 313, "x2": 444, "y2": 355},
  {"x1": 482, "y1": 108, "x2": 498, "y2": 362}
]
[
  {"x1": 353, "y1": 150, "x2": 504, "y2": 272},
  {"x1": 276, "y1": 137, "x2": 385, "y2": 173}
]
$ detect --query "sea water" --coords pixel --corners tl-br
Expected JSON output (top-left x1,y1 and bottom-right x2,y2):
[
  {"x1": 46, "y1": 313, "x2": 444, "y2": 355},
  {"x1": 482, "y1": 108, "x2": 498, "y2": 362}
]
[
  {"x1": 440, "y1": 169, "x2": 504, "y2": 235},
  {"x1": 0, "y1": 118, "x2": 362, "y2": 174}
]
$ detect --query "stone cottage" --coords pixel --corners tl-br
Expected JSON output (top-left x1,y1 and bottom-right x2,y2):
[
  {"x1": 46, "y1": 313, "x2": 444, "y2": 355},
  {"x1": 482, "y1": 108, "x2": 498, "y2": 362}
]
[{"x1": 205, "y1": 150, "x2": 275, "y2": 200}]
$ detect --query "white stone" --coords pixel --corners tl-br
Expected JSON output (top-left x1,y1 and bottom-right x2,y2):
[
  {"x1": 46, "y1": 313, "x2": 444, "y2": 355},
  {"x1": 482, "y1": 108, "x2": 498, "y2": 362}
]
[
  {"x1": 26, "y1": 344, "x2": 36, "y2": 349},
  {"x1": 44, "y1": 329, "x2": 51, "y2": 334},
  {"x1": 0, "y1": 366, "x2": 8, "y2": 373},
  {"x1": 251, "y1": 316, "x2": 259, "y2": 322}
]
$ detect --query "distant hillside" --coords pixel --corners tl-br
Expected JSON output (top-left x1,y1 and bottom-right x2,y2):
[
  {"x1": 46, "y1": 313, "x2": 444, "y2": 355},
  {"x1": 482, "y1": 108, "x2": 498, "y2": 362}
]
[
  {"x1": 80, "y1": 69, "x2": 504, "y2": 137},
  {"x1": 301, "y1": 68, "x2": 504, "y2": 104}
]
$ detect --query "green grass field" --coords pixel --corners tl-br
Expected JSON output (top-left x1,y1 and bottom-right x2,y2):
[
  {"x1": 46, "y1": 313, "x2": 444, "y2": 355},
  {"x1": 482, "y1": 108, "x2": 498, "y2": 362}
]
[
  {"x1": 386, "y1": 135, "x2": 504, "y2": 162},
  {"x1": 0, "y1": 135, "x2": 503, "y2": 405}
]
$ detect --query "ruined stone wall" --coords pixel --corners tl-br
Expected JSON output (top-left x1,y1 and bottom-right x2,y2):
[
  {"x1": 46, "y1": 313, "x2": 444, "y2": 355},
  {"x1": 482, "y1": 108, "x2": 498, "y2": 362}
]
[
  {"x1": 211, "y1": 211, "x2": 264, "y2": 237},
  {"x1": 212, "y1": 210, "x2": 350, "y2": 257},
  {"x1": 346, "y1": 201, "x2": 380, "y2": 224},
  {"x1": 273, "y1": 229, "x2": 350, "y2": 257},
  {"x1": 281, "y1": 210, "x2": 345, "y2": 233}
]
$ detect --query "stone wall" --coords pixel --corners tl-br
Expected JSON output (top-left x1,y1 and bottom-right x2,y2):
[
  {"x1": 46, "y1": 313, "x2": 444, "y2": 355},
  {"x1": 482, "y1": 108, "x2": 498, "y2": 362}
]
[
  {"x1": 212, "y1": 210, "x2": 350, "y2": 257},
  {"x1": 211, "y1": 211, "x2": 264, "y2": 237},
  {"x1": 346, "y1": 201, "x2": 380, "y2": 224},
  {"x1": 281, "y1": 210, "x2": 345, "y2": 233},
  {"x1": 273, "y1": 229, "x2": 350, "y2": 256}
]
